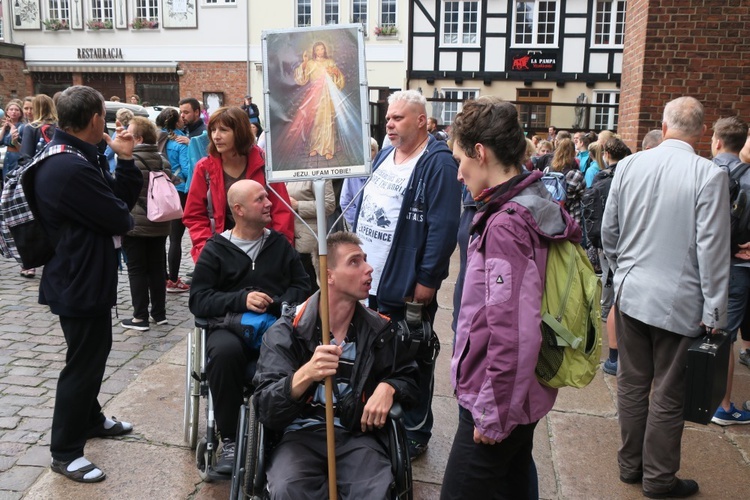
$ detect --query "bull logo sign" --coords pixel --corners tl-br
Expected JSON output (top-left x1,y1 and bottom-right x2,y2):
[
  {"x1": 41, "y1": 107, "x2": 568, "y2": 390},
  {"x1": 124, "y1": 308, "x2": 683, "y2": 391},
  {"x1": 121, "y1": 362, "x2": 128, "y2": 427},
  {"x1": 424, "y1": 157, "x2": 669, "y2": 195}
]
[
  {"x1": 509, "y1": 52, "x2": 557, "y2": 72},
  {"x1": 512, "y1": 55, "x2": 531, "y2": 71}
]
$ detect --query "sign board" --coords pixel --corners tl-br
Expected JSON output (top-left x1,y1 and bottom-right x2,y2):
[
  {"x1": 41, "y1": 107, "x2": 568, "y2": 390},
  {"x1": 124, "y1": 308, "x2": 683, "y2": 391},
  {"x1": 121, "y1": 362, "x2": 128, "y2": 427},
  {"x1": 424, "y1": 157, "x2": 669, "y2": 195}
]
[
  {"x1": 262, "y1": 25, "x2": 371, "y2": 182},
  {"x1": 508, "y1": 51, "x2": 558, "y2": 72}
]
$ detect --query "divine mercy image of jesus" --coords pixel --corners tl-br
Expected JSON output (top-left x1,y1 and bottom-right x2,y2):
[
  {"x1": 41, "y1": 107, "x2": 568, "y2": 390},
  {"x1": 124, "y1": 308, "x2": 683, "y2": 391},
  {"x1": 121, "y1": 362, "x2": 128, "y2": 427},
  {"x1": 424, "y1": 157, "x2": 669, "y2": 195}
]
[
  {"x1": 292, "y1": 42, "x2": 345, "y2": 160},
  {"x1": 262, "y1": 26, "x2": 369, "y2": 180}
]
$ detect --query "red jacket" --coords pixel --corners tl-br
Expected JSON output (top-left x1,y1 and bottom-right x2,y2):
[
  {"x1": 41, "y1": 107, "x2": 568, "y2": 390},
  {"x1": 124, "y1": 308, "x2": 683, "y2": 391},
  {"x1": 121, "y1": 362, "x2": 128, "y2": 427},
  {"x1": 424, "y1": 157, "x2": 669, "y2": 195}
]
[{"x1": 183, "y1": 145, "x2": 295, "y2": 262}]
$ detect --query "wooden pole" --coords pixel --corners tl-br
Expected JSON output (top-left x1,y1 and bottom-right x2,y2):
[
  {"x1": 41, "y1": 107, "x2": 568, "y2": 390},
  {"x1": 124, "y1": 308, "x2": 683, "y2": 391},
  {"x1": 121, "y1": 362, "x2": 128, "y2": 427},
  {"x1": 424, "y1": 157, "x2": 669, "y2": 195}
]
[{"x1": 313, "y1": 180, "x2": 337, "y2": 500}]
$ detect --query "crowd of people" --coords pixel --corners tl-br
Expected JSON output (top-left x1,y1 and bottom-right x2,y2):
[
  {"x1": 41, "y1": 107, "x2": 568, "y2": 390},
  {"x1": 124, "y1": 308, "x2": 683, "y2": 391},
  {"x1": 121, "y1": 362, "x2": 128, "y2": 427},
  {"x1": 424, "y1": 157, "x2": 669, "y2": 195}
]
[{"x1": 5, "y1": 83, "x2": 750, "y2": 499}]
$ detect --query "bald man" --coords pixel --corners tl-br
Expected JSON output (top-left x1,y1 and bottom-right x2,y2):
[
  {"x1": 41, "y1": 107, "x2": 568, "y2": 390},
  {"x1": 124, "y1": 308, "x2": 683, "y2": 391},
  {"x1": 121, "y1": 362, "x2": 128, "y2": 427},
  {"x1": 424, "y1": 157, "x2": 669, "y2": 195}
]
[{"x1": 189, "y1": 179, "x2": 310, "y2": 475}]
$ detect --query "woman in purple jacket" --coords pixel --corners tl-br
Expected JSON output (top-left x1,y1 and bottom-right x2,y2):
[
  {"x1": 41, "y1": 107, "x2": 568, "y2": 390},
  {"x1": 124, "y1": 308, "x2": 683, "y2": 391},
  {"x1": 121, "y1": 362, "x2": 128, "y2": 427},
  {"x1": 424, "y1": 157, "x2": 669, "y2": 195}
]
[{"x1": 441, "y1": 97, "x2": 581, "y2": 500}]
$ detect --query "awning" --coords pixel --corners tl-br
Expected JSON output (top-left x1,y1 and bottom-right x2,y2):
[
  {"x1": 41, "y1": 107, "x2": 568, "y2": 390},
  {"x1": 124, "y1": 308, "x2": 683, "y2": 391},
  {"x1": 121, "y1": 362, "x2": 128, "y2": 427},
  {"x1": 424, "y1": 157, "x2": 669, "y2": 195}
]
[{"x1": 25, "y1": 61, "x2": 179, "y2": 73}]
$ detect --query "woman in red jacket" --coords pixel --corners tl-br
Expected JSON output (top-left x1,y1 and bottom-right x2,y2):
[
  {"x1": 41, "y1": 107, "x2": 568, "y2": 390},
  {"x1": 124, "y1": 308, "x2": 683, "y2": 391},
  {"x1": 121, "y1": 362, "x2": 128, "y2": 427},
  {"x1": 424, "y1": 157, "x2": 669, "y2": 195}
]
[{"x1": 183, "y1": 106, "x2": 294, "y2": 262}]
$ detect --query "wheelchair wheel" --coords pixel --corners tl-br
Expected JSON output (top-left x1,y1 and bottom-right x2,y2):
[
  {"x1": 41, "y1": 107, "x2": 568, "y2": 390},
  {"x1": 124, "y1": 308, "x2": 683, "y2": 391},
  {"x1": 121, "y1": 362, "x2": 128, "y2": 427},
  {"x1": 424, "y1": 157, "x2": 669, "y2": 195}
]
[
  {"x1": 184, "y1": 327, "x2": 201, "y2": 449},
  {"x1": 196, "y1": 436, "x2": 214, "y2": 483},
  {"x1": 243, "y1": 398, "x2": 264, "y2": 498}
]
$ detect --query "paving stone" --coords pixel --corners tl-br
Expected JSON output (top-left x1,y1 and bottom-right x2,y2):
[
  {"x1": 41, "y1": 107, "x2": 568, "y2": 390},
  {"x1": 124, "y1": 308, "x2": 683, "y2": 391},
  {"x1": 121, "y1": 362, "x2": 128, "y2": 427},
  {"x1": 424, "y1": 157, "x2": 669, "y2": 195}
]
[
  {"x1": 29, "y1": 345, "x2": 64, "y2": 354},
  {"x1": 0, "y1": 419, "x2": 19, "y2": 431},
  {"x1": 2, "y1": 387, "x2": 48, "y2": 399},
  {"x1": 99, "y1": 379, "x2": 131, "y2": 395},
  {"x1": 2, "y1": 393, "x2": 48, "y2": 409},
  {"x1": 0, "y1": 431, "x2": 41, "y2": 445},
  {"x1": 8, "y1": 359, "x2": 49, "y2": 369},
  {"x1": 16, "y1": 407, "x2": 53, "y2": 420},
  {"x1": 24, "y1": 440, "x2": 197, "y2": 500},
  {"x1": 15, "y1": 446, "x2": 49, "y2": 467},
  {"x1": 35, "y1": 354, "x2": 64, "y2": 362},
  {"x1": 0, "y1": 442, "x2": 28, "y2": 457},
  {"x1": 0, "y1": 455, "x2": 18, "y2": 472},
  {"x1": 0, "y1": 465, "x2": 44, "y2": 491},
  {"x1": 6, "y1": 367, "x2": 40, "y2": 377},
  {"x1": 0, "y1": 377, "x2": 44, "y2": 388},
  {"x1": 0, "y1": 490, "x2": 23, "y2": 500},
  {"x1": 0, "y1": 407, "x2": 20, "y2": 418},
  {"x1": 17, "y1": 419, "x2": 51, "y2": 434}
]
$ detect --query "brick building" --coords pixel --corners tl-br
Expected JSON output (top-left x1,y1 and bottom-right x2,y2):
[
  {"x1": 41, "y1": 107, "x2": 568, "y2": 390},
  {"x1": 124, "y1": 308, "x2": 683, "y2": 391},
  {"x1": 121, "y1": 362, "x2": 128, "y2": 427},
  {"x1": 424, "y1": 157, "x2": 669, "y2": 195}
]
[{"x1": 618, "y1": 0, "x2": 750, "y2": 154}]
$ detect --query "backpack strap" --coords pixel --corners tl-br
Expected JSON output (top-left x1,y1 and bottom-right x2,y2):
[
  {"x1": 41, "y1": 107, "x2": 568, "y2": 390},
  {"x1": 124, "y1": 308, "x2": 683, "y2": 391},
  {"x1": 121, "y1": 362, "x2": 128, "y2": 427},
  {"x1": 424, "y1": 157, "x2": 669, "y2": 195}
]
[{"x1": 729, "y1": 162, "x2": 750, "y2": 182}]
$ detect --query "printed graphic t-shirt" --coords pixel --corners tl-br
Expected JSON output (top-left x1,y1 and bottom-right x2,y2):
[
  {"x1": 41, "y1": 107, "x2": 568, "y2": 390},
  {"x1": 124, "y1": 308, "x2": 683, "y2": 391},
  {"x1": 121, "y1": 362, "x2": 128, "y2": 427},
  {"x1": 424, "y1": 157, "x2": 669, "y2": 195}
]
[{"x1": 356, "y1": 148, "x2": 424, "y2": 294}]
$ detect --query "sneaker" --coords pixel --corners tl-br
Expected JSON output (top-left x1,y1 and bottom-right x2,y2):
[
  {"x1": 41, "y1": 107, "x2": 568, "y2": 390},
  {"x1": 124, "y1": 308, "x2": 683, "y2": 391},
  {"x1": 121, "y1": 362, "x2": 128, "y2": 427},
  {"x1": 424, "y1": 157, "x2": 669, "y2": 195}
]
[
  {"x1": 407, "y1": 440, "x2": 428, "y2": 462},
  {"x1": 743, "y1": 401, "x2": 750, "y2": 412},
  {"x1": 739, "y1": 349, "x2": 750, "y2": 368},
  {"x1": 214, "y1": 439, "x2": 235, "y2": 475},
  {"x1": 602, "y1": 359, "x2": 617, "y2": 375},
  {"x1": 643, "y1": 478, "x2": 699, "y2": 498},
  {"x1": 150, "y1": 317, "x2": 169, "y2": 325},
  {"x1": 121, "y1": 318, "x2": 149, "y2": 331},
  {"x1": 166, "y1": 278, "x2": 190, "y2": 293},
  {"x1": 711, "y1": 403, "x2": 750, "y2": 426}
]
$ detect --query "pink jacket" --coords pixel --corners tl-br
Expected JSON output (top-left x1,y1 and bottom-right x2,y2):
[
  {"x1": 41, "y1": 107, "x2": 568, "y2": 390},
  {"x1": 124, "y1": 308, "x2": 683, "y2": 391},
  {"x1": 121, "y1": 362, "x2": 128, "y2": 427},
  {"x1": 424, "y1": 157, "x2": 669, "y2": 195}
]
[{"x1": 452, "y1": 171, "x2": 581, "y2": 442}]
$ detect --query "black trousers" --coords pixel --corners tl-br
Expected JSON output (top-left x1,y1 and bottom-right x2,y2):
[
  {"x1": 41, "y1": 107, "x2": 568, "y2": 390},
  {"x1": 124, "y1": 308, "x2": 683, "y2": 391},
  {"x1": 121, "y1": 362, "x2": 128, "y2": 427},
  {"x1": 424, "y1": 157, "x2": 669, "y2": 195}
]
[
  {"x1": 440, "y1": 407, "x2": 537, "y2": 500},
  {"x1": 206, "y1": 328, "x2": 257, "y2": 441},
  {"x1": 51, "y1": 313, "x2": 112, "y2": 462},
  {"x1": 266, "y1": 426, "x2": 392, "y2": 500},
  {"x1": 299, "y1": 252, "x2": 319, "y2": 293},
  {"x1": 168, "y1": 191, "x2": 187, "y2": 282},
  {"x1": 123, "y1": 235, "x2": 167, "y2": 321}
]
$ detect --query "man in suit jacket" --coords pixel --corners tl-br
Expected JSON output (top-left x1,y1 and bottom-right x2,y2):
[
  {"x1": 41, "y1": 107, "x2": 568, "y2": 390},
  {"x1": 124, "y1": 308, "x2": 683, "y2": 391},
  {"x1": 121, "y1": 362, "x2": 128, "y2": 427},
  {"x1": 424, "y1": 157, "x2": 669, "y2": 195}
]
[{"x1": 602, "y1": 96, "x2": 729, "y2": 499}]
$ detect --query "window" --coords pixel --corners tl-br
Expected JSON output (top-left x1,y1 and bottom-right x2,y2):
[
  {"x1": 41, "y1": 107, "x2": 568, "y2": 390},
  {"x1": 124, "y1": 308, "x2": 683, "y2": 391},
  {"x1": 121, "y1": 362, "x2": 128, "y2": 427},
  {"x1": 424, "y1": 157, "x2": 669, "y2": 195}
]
[
  {"x1": 134, "y1": 0, "x2": 158, "y2": 20},
  {"x1": 442, "y1": 1, "x2": 479, "y2": 45},
  {"x1": 380, "y1": 0, "x2": 396, "y2": 27},
  {"x1": 352, "y1": 0, "x2": 366, "y2": 25},
  {"x1": 593, "y1": 91, "x2": 619, "y2": 130},
  {"x1": 324, "y1": 0, "x2": 339, "y2": 24},
  {"x1": 513, "y1": 1, "x2": 557, "y2": 46},
  {"x1": 90, "y1": 0, "x2": 114, "y2": 23},
  {"x1": 593, "y1": 0, "x2": 626, "y2": 46},
  {"x1": 516, "y1": 89, "x2": 551, "y2": 130},
  {"x1": 442, "y1": 89, "x2": 478, "y2": 125},
  {"x1": 48, "y1": 0, "x2": 71, "y2": 22},
  {"x1": 296, "y1": 0, "x2": 311, "y2": 26}
]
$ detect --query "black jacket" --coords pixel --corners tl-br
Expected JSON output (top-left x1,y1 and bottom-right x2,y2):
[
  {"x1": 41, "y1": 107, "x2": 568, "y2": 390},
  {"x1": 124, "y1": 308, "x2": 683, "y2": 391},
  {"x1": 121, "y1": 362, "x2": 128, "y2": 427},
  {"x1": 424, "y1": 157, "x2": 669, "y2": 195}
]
[
  {"x1": 188, "y1": 230, "x2": 310, "y2": 319},
  {"x1": 35, "y1": 129, "x2": 142, "y2": 317},
  {"x1": 253, "y1": 293, "x2": 419, "y2": 433},
  {"x1": 185, "y1": 119, "x2": 206, "y2": 138}
]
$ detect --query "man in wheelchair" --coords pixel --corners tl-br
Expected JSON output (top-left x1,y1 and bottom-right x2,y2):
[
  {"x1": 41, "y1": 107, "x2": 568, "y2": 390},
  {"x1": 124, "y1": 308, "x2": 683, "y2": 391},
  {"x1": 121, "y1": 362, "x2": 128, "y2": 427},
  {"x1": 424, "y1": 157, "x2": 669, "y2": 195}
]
[
  {"x1": 253, "y1": 232, "x2": 419, "y2": 499},
  {"x1": 189, "y1": 179, "x2": 311, "y2": 475}
]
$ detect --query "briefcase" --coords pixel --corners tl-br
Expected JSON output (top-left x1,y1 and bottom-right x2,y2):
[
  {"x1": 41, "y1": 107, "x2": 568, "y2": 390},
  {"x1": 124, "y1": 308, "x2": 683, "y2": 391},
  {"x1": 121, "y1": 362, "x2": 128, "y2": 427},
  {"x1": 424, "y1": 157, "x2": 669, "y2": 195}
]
[{"x1": 683, "y1": 331, "x2": 731, "y2": 425}]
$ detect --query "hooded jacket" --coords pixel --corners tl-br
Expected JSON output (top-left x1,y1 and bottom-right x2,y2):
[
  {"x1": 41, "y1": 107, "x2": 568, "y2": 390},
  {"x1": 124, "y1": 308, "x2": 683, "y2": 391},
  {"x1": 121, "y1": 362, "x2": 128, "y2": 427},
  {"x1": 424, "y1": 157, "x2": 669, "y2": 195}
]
[
  {"x1": 352, "y1": 135, "x2": 461, "y2": 313},
  {"x1": 183, "y1": 145, "x2": 295, "y2": 262},
  {"x1": 452, "y1": 170, "x2": 581, "y2": 443},
  {"x1": 34, "y1": 129, "x2": 142, "y2": 317},
  {"x1": 253, "y1": 292, "x2": 419, "y2": 433},
  {"x1": 188, "y1": 230, "x2": 310, "y2": 319},
  {"x1": 129, "y1": 144, "x2": 172, "y2": 238}
]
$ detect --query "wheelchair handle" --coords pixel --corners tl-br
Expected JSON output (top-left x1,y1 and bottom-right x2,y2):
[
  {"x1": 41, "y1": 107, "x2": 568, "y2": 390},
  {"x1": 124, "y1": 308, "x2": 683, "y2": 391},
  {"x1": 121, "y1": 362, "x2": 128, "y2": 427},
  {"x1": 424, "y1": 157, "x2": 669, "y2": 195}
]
[{"x1": 388, "y1": 402, "x2": 404, "y2": 421}]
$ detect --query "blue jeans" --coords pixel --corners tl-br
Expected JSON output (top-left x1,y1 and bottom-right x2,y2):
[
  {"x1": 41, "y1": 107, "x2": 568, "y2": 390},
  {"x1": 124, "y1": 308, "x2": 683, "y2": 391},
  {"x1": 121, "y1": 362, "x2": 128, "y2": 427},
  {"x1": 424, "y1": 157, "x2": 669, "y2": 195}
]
[{"x1": 726, "y1": 266, "x2": 750, "y2": 342}]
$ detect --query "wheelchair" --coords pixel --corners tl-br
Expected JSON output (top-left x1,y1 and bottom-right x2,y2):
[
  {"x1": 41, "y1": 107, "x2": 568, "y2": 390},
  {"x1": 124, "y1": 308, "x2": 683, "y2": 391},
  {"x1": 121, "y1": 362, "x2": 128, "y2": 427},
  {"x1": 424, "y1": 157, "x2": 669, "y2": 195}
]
[
  {"x1": 228, "y1": 396, "x2": 413, "y2": 500},
  {"x1": 184, "y1": 318, "x2": 255, "y2": 482}
]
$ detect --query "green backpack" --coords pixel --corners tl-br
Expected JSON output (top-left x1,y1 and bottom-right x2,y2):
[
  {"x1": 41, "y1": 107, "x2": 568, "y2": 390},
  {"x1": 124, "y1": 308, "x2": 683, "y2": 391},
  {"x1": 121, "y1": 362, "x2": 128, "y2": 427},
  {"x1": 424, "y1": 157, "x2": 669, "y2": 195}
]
[{"x1": 535, "y1": 240, "x2": 602, "y2": 388}]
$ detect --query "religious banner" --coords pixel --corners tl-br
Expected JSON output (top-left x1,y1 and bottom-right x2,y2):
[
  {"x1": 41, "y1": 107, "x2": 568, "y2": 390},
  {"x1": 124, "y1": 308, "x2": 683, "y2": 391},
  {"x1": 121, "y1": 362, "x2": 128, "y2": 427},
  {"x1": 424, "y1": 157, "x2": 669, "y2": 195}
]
[{"x1": 262, "y1": 25, "x2": 370, "y2": 182}]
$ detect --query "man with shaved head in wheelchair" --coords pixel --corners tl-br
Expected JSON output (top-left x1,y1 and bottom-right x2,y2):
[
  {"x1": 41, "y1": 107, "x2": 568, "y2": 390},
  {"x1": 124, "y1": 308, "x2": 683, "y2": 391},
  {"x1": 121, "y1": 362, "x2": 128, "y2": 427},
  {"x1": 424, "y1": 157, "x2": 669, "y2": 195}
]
[
  {"x1": 253, "y1": 231, "x2": 419, "y2": 499},
  {"x1": 189, "y1": 179, "x2": 310, "y2": 475}
]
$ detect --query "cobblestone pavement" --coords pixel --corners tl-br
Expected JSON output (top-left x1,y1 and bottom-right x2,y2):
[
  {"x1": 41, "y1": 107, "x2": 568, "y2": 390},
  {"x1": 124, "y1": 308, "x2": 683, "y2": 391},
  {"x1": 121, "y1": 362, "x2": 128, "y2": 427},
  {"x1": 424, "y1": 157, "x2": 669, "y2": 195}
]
[{"x1": 0, "y1": 239, "x2": 194, "y2": 499}]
